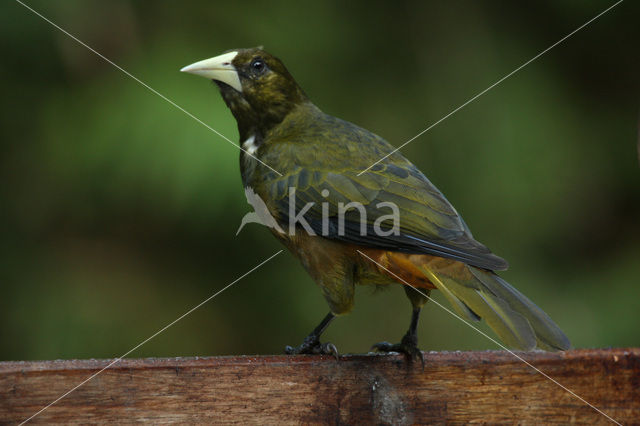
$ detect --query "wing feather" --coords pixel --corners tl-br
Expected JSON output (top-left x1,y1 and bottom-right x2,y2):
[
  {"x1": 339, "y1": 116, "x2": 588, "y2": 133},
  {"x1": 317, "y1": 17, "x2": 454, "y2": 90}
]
[{"x1": 258, "y1": 113, "x2": 508, "y2": 271}]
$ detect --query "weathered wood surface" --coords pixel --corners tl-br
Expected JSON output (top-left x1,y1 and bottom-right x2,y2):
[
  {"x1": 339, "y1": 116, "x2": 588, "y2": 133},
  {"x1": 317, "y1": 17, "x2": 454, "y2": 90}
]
[{"x1": 1, "y1": 348, "x2": 638, "y2": 424}]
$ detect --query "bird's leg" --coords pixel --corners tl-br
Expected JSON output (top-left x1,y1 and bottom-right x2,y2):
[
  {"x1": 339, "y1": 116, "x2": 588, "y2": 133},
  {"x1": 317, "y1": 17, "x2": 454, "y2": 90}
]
[
  {"x1": 285, "y1": 312, "x2": 338, "y2": 358},
  {"x1": 372, "y1": 307, "x2": 424, "y2": 365}
]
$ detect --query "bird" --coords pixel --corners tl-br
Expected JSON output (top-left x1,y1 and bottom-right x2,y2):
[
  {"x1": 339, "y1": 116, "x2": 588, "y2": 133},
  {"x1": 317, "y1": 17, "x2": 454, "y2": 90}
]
[{"x1": 181, "y1": 47, "x2": 571, "y2": 360}]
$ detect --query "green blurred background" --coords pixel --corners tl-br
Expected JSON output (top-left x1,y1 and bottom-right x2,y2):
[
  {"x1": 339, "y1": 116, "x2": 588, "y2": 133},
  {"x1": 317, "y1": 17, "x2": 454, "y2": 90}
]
[{"x1": 1, "y1": 1, "x2": 638, "y2": 361}]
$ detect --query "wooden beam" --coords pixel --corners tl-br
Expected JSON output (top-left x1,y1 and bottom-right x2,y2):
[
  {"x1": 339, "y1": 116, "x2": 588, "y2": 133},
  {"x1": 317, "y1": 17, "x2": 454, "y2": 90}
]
[{"x1": 1, "y1": 348, "x2": 638, "y2": 424}]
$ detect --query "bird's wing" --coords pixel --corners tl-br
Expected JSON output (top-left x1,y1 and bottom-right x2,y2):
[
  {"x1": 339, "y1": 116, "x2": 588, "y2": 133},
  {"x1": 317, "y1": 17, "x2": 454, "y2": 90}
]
[{"x1": 258, "y1": 116, "x2": 508, "y2": 271}]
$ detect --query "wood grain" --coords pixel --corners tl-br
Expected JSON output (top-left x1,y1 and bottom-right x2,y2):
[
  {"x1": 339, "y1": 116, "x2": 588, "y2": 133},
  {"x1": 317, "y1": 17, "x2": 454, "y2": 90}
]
[{"x1": 1, "y1": 348, "x2": 638, "y2": 424}]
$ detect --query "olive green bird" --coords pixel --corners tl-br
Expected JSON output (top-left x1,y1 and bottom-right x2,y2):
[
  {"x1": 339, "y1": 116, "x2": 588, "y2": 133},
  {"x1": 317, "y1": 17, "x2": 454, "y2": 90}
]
[{"x1": 181, "y1": 48, "x2": 570, "y2": 359}]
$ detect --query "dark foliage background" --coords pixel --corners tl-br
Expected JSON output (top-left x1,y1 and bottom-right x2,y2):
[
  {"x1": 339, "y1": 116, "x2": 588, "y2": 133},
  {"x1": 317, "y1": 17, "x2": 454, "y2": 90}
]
[{"x1": 1, "y1": 0, "x2": 638, "y2": 360}]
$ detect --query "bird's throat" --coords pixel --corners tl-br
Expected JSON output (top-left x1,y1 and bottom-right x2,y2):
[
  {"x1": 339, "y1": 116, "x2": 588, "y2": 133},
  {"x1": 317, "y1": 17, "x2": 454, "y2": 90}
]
[{"x1": 216, "y1": 80, "x2": 310, "y2": 142}]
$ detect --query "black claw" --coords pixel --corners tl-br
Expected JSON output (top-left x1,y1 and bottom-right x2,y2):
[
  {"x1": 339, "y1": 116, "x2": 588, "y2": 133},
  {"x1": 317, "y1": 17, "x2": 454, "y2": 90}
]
[
  {"x1": 321, "y1": 342, "x2": 339, "y2": 359},
  {"x1": 285, "y1": 312, "x2": 338, "y2": 357},
  {"x1": 370, "y1": 307, "x2": 425, "y2": 367},
  {"x1": 371, "y1": 340, "x2": 424, "y2": 368},
  {"x1": 284, "y1": 339, "x2": 339, "y2": 358}
]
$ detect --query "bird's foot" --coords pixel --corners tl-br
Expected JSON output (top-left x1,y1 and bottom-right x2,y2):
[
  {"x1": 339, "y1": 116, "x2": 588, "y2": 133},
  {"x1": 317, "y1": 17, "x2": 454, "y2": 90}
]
[
  {"x1": 285, "y1": 335, "x2": 339, "y2": 359},
  {"x1": 371, "y1": 335, "x2": 424, "y2": 366}
]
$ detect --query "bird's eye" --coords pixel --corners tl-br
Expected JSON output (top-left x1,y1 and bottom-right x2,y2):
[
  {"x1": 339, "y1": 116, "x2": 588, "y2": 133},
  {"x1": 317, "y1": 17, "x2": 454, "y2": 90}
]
[{"x1": 251, "y1": 58, "x2": 265, "y2": 73}]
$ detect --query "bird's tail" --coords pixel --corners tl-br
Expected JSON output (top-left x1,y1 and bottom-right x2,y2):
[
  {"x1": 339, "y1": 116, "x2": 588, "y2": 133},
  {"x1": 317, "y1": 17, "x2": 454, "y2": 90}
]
[{"x1": 378, "y1": 253, "x2": 571, "y2": 351}]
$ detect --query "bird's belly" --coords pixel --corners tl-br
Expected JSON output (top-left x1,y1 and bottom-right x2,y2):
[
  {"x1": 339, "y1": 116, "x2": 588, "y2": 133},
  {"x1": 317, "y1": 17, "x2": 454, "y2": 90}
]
[
  {"x1": 274, "y1": 228, "x2": 436, "y2": 291},
  {"x1": 275, "y1": 231, "x2": 354, "y2": 282},
  {"x1": 273, "y1": 230, "x2": 360, "y2": 314}
]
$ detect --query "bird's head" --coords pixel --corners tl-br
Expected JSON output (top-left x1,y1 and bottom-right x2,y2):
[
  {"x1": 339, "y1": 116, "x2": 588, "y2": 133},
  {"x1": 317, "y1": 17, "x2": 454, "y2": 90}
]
[{"x1": 181, "y1": 47, "x2": 308, "y2": 139}]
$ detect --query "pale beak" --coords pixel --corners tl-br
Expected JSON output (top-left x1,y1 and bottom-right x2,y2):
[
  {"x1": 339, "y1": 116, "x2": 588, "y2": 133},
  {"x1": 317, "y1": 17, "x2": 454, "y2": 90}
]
[{"x1": 180, "y1": 51, "x2": 242, "y2": 92}]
